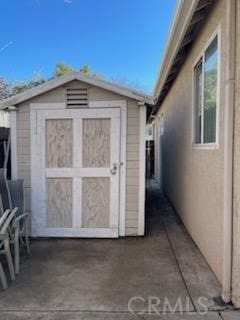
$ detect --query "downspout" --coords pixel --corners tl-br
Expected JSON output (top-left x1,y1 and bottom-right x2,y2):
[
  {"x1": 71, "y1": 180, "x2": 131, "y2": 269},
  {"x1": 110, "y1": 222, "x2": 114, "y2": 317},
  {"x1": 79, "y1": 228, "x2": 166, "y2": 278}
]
[{"x1": 222, "y1": 0, "x2": 236, "y2": 303}]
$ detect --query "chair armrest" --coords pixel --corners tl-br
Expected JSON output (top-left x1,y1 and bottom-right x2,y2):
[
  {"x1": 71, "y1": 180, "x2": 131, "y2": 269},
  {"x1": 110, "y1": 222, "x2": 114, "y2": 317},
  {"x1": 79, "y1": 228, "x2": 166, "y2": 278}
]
[
  {"x1": 15, "y1": 211, "x2": 30, "y2": 223},
  {"x1": 0, "y1": 210, "x2": 11, "y2": 229},
  {"x1": 1, "y1": 208, "x2": 18, "y2": 234},
  {"x1": 0, "y1": 233, "x2": 8, "y2": 240}
]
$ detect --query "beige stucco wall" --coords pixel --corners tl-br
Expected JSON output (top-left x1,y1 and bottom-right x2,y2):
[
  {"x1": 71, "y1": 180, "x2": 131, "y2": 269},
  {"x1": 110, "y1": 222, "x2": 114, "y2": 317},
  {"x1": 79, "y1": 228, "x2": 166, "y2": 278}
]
[
  {"x1": 16, "y1": 80, "x2": 140, "y2": 236},
  {"x1": 155, "y1": 0, "x2": 227, "y2": 282},
  {"x1": 232, "y1": 0, "x2": 240, "y2": 307}
]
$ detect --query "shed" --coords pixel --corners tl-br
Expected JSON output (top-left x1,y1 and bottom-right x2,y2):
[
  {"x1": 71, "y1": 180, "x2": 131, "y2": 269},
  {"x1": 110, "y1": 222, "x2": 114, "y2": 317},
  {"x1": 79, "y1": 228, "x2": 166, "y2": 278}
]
[{"x1": 0, "y1": 72, "x2": 152, "y2": 238}]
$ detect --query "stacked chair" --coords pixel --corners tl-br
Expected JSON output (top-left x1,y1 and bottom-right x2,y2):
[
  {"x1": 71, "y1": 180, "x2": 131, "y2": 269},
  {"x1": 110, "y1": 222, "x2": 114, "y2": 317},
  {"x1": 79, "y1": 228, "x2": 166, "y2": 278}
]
[{"x1": 0, "y1": 168, "x2": 30, "y2": 289}]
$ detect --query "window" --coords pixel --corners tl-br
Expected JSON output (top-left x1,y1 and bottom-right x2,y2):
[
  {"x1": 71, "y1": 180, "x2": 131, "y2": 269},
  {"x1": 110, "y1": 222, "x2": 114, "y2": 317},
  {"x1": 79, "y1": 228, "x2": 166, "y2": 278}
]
[{"x1": 193, "y1": 36, "x2": 218, "y2": 145}]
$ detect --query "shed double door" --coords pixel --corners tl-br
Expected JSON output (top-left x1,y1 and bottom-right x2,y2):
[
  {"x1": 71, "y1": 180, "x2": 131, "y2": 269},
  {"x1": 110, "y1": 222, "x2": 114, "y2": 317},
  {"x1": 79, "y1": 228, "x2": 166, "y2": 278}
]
[{"x1": 32, "y1": 108, "x2": 120, "y2": 237}]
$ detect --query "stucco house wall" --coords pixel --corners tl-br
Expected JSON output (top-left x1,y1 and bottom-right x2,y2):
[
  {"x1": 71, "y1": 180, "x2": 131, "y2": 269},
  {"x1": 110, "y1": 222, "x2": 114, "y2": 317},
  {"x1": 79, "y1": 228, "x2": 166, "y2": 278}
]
[
  {"x1": 16, "y1": 79, "x2": 141, "y2": 236},
  {"x1": 232, "y1": 0, "x2": 240, "y2": 307},
  {"x1": 154, "y1": 0, "x2": 227, "y2": 282}
]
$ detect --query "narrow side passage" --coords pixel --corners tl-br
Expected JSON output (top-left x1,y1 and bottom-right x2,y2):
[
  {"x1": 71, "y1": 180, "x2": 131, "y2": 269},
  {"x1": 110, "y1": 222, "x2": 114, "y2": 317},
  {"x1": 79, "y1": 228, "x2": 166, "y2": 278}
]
[
  {"x1": 0, "y1": 180, "x2": 222, "y2": 317},
  {"x1": 146, "y1": 179, "x2": 222, "y2": 312}
]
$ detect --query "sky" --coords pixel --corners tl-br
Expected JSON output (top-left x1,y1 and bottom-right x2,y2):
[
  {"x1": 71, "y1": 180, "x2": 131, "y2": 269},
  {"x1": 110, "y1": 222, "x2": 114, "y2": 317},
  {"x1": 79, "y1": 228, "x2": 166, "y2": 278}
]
[{"x1": 0, "y1": 0, "x2": 176, "y2": 94}]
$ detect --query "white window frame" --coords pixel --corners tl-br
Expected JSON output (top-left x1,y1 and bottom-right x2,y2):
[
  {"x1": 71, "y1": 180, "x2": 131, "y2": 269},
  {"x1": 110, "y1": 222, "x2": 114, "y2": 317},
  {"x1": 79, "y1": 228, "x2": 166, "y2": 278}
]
[
  {"x1": 192, "y1": 26, "x2": 221, "y2": 150},
  {"x1": 160, "y1": 113, "x2": 164, "y2": 136}
]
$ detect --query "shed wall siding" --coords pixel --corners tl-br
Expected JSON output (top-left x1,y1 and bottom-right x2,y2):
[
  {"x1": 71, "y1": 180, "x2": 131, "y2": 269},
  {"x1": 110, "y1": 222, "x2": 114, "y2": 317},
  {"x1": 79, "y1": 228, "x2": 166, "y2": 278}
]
[
  {"x1": 16, "y1": 80, "x2": 140, "y2": 236},
  {"x1": 155, "y1": 0, "x2": 226, "y2": 282},
  {"x1": 0, "y1": 110, "x2": 10, "y2": 127}
]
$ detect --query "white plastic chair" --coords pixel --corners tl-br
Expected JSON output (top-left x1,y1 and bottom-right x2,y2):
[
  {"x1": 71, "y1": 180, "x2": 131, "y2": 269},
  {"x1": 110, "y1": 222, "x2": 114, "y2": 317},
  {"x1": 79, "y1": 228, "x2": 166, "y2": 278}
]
[
  {"x1": 0, "y1": 206, "x2": 10, "y2": 290},
  {"x1": 0, "y1": 169, "x2": 30, "y2": 274},
  {"x1": 8, "y1": 180, "x2": 30, "y2": 257},
  {"x1": 0, "y1": 208, "x2": 18, "y2": 289}
]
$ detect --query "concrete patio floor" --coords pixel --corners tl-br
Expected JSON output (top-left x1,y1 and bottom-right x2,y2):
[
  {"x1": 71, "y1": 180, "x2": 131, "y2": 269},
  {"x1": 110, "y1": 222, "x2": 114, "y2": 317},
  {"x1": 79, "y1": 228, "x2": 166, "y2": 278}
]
[{"x1": 0, "y1": 180, "x2": 238, "y2": 319}]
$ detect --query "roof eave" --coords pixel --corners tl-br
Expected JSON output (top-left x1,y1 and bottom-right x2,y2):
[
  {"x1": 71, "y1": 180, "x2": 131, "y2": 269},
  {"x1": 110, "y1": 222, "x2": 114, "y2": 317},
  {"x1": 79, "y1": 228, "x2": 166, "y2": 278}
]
[
  {"x1": 153, "y1": 0, "x2": 200, "y2": 100},
  {"x1": 152, "y1": 0, "x2": 215, "y2": 115}
]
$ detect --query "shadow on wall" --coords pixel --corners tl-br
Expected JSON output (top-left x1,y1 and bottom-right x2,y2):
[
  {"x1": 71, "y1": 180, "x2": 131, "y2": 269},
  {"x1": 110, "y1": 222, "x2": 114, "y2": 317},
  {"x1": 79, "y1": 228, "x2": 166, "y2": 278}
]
[{"x1": 160, "y1": 101, "x2": 190, "y2": 213}]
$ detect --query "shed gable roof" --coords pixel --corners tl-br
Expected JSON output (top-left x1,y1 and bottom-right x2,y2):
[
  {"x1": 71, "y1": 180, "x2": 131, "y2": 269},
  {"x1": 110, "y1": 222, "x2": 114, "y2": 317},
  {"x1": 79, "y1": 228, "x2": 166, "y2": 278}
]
[{"x1": 0, "y1": 71, "x2": 153, "y2": 109}]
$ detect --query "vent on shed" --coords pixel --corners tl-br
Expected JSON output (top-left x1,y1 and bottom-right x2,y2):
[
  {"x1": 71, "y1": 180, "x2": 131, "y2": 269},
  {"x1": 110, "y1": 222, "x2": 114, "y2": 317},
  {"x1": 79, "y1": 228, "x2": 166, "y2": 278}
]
[{"x1": 66, "y1": 87, "x2": 88, "y2": 108}]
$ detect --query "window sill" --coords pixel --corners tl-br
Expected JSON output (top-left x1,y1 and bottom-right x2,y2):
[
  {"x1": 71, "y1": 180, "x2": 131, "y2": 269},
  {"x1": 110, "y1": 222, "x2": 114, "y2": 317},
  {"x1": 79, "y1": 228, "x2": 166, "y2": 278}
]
[{"x1": 192, "y1": 143, "x2": 219, "y2": 150}]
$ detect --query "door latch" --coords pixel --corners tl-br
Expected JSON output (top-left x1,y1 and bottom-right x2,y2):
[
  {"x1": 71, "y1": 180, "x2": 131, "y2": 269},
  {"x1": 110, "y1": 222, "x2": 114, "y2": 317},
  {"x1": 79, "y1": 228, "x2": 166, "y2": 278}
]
[{"x1": 110, "y1": 162, "x2": 123, "y2": 175}]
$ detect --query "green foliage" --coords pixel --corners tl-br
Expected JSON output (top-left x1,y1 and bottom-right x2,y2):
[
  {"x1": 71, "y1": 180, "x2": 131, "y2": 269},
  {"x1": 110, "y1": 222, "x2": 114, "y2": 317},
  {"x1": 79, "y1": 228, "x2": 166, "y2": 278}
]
[
  {"x1": 3, "y1": 61, "x2": 144, "y2": 98},
  {"x1": 12, "y1": 83, "x2": 29, "y2": 95},
  {"x1": 12, "y1": 76, "x2": 46, "y2": 95},
  {"x1": 204, "y1": 68, "x2": 217, "y2": 111},
  {"x1": 0, "y1": 63, "x2": 144, "y2": 99},
  {"x1": 80, "y1": 64, "x2": 90, "y2": 74},
  {"x1": 9, "y1": 62, "x2": 99, "y2": 96},
  {"x1": 79, "y1": 64, "x2": 101, "y2": 79},
  {"x1": 53, "y1": 62, "x2": 74, "y2": 77}
]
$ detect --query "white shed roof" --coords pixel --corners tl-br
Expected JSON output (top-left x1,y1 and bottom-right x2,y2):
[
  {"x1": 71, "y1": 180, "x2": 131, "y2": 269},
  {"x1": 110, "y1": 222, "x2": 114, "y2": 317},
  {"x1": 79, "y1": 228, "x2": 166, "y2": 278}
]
[{"x1": 0, "y1": 71, "x2": 153, "y2": 109}]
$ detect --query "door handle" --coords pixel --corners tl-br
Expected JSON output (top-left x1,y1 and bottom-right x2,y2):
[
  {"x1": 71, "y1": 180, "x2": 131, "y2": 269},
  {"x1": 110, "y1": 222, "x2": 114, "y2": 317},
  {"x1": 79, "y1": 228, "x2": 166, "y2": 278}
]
[{"x1": 110, "y1": 162, "x2": 123, "y2": 175}]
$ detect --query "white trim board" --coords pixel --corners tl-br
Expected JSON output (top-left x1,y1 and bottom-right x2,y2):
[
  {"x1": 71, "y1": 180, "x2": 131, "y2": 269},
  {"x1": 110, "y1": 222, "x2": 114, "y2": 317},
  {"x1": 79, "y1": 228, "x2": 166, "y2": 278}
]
[
  {"x1": 10, "y1": 109, "x2": 18, "y2": 179},
  {"x1": 138, "y1": 104, "x2": 146, "y2": 236},
  {"x1": 191, "y1": 25, "x2": 221, "y2": 149},
  {"x1": 36, "y1": 228, "x2": 118, "y2": 238}
]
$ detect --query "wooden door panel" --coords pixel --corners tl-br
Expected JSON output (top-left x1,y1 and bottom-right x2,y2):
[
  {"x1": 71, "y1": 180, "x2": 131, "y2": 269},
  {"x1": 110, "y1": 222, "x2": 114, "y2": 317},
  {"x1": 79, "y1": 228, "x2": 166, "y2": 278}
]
[
  {"x1": 82, "y1": 177, "x2": 110, "y2": 228},
  {"x1": 47, "y1": 178, "x2": 73, "y2": 228},
  {"x1": 82, "y1": 118, "x2": 110, "y2": 168},
  {"x1": 46, "y1": 119, "x2": 73, "y2": 168}
]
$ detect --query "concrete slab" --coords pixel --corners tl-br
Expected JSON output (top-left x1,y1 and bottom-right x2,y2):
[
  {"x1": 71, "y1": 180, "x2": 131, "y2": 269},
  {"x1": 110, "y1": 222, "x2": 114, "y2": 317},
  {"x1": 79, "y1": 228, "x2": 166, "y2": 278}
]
[
  {"x1": 0, "y1": 311, "x2": 138, "y2": 320},
  {"x1": 0, "y1": 311, "x2": 226, "y2": 320},
  {"x1": 0, "y1": 227, "x2": 192, "y2": 312},
  {"x1": 220, "y1": 311, "x2": 240, "y2": 320},
  {"x1": 143, "y1": 311, "x2": 222, "y2": 319},
  {"x1": 0, "y1": 181, "x2": 221, "y2": 315}
]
